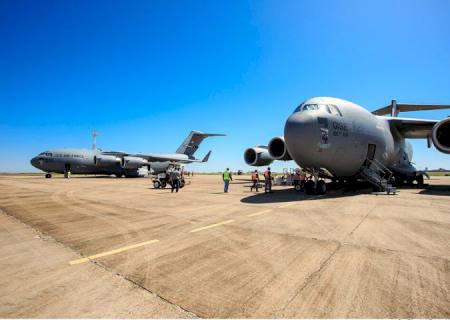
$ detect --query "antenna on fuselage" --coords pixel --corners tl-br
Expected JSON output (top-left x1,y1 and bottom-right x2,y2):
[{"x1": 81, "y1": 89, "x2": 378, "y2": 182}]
[{"x1": 92, "y1": 130, "x2": 99, "y2": 151}]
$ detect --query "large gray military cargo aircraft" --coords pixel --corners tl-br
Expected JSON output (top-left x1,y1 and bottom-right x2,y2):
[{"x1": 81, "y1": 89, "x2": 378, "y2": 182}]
[
  {"x1": 244, "y1": 97, "x2": 450, "y2": 194},
  {"x1": 31, "y1": 130, "x2": 225, "y2": 178}
]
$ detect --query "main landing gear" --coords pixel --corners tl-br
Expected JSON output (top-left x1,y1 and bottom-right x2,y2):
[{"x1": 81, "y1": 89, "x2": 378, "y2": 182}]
[
  {"x1": 392, "y1": 173, "x2": 425, "y2": 187},
  {"x1": 45, "y1": 173, "x2": 52, "y2": 178}
]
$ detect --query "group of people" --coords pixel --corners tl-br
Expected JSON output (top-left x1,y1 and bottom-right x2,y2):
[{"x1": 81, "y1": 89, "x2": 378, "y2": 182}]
[
  {"x1": 221, "y1": 167, "x2": 274, "y2": 194},
  {"x1": 166, "y1": 166, "x2": 183, "y2": 193},
  {"x1": 250, "y1": 167, "x2": 273, "y2": 193},
  {"x1": 178, "y1": 167, "x2": 306, "y2": 194}
]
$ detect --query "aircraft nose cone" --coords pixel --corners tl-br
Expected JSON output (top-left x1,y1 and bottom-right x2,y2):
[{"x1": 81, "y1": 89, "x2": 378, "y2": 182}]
[
  {"x1": 284, "y1": 112, "x2": 317, "y2": 165},
  {"x1": 30, "y1": 157, "x2": 40, "y2": 169}
]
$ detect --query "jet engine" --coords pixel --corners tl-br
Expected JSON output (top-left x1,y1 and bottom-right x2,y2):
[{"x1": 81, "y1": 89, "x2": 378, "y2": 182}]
[
  {"x1": 432, "y1": 118, "x2": 450, "y2": 154},
  {"x1": 121, "y1": 156, "x2": 149, "y2": 169},
  {"x1": 268, "y1": 136, "x2": 292, "y2": 161},
  {"x1": 94, "y1": 155, "x2": 121, "y2": 167},
  {"x1": 244, "y1": 146, "x2": 274, "y2": 166}
]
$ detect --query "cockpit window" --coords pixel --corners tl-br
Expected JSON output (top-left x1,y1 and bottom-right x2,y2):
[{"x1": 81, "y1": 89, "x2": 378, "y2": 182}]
[
  {"x1": 329, "y1": 105, "x2": 343, "y2": 117},
  {"x1": 294, "y1": 103, "x2": 333, "y2": 113},
  {"x1": 39, "y1": 152, "x2": 53, "y2": 157},
  {"x1": 294, "y1": 104, "x2": 303, "y2": 113},
  {"x1": 303, "y1": 104, "x2": 318, "y2": 111}
]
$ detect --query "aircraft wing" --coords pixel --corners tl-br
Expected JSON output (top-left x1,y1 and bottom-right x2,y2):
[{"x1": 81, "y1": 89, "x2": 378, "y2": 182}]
[
  {"x1": 129, "y1": 153, "x2": 190, "y2": 163},
  {"x1": 101, "y1": 151, "x2": 209, "y2": 163},
  {"x1": 385, "y1": 117, "x2": 438, "y2": 139},
  {"x1": 372, "y1": 102, "x2": 450, "y2": 116}
]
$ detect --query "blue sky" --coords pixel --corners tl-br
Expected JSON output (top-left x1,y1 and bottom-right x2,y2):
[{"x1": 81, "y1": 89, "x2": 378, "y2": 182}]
[{"x1": 1, "y1": 0, "x2": 450, "y2": 172}]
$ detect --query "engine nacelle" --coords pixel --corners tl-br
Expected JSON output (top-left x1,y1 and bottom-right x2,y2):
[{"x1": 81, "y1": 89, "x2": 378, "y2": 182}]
[
  {"x1": 432, "y1": 118, "x2": 450, "y2": 154},
  {"x1": 121, "y1": 156, "x2": 149, "y2": 169},
  {"x1": 94, "y1": 155, "x2": 121, "y2": 167},
  {"x1": 244, "y1": 146, "x2": 274, "y2": 166},
  {"x1": 268, "y1": 136, "x2": 292, "y2": 161}
]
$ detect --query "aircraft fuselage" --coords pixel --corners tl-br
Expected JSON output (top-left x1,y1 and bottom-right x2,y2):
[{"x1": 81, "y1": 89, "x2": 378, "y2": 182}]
[{"x1": 31, "y1": 148, "x2": 150, "y2": 177}]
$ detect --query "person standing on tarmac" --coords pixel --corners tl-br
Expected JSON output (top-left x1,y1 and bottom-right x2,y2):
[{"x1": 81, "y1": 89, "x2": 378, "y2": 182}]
[
  {"x1": 251, "y1": 170, "x2": 259, "y2": 192},
  {"x1": 223, "y1": 168, "x2": 232, "y2": 193},
  {"x1": 300, "y1": 171, "x2": 306, "y2": 191},
  {"x1": 170, "y1": 168, "x2": 181, "y2": 193},
  {"x1": 264, "y1": 167, "x2": 272, "y2": 193}
]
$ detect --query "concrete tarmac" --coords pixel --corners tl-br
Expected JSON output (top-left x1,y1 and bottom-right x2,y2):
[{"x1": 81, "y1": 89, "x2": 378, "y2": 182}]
[{"x1": 0, "y1": 174, "x2": 449, "y2": 318}]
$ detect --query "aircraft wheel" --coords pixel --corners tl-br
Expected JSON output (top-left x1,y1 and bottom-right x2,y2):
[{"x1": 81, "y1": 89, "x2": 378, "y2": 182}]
[
  {"x1": 416, "y1": 174, "x2": 424, "y2": 186},
  {"x1": 45, "y1": 173, "x2": 52, "y2": 179},
  {"x1": 153, "y1": 181, "x2": 161, "y2": 189},
  {"x1": 316, "y1": 180, "x2": 326, "y2": 195},
  {"x1": 395, "y1": 178, "x2": 404, "y2": 187},
  {"x1": 294, "y1": 183, "x2": 302, "y2": 192},
  {"x1": 305, "y1": 180, "x2": 315, "y2": 195}
]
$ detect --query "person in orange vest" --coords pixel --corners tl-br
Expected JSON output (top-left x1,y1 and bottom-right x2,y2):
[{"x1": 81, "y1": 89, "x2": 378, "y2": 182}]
[
  {"x1": 250, "y1": 170, "x2": 259, "y2": 192},
  {"x1": 264, "y1": 167, "x2": 272, "y2": 193}
]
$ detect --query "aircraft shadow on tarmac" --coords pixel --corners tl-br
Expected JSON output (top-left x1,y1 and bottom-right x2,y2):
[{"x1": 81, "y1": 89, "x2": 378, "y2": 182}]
[
  {"x1": 239, "y1": 182, "x2": 447, "y2": 203},
  {"x1": 418, "y1": 184, "x2": 450, "y2": 196},
  {"x1": 240, "y1": 184, "x2": 369, "y2": 204}
]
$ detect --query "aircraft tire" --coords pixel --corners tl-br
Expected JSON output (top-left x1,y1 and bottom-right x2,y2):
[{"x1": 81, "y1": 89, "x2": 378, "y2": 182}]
[
  {"x1": 316, "y1": 180, "x2": 326, "y2": 195},
  {"x1": 294, "y1": 184, "x2": 302, "y2": 192},
  {"x1": 45, "y1": 173, "x2": 52, "y2": 179},
  {"x1": 416, "y1": 174, "x2": 424, "y2": 186},
  {"x1": 153, "y1": 181, "x2": 161, "y2": 189}
]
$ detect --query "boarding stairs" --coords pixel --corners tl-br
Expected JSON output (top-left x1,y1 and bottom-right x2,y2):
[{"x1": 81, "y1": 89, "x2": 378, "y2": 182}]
[{"x1": 360, "y1": 158, "x2": 397, "y2": 194}]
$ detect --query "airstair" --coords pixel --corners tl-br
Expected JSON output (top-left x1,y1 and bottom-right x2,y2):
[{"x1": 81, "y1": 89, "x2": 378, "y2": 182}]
[{"x1": 360, "y1": 158, "x2": 397, "y2": 194}]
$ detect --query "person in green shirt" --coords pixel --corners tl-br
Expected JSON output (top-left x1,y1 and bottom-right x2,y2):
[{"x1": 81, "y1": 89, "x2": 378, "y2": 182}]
[{"x1": 222, "y1": 168, "x2": 232, "y2": 193}]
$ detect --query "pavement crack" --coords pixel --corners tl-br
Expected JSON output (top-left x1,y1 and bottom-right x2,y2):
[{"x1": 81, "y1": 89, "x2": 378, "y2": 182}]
[
  {"x1": 90, "y1": 260, "x2": 200, "y2": 318},
  {"x1": 277, "y1": 242, "x2": 342, "y2": 316},
  {"x1": 346, "y1": 205, "x2": 376, "y2": 237}
]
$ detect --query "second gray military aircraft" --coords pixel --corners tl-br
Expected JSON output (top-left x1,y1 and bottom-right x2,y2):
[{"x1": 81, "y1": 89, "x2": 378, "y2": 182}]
[{"x1": 31, "y1": 130, "x2": 225, "y2": 178}]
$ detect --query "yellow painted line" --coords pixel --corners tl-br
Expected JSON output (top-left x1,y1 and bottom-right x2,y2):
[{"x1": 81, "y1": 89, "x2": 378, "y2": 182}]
[
  {"x1": 69, "y1": 239, "x2": 159, "y2": 265},
  {"x1": 278, "y1": 202, "x2": 296, "y2": 208},
  {"x1": 189, "y1": 219, "x2": 235, "y2": 233},
  {"x1": 247, "y1": 209, "x2": 272, "y2": 217}
]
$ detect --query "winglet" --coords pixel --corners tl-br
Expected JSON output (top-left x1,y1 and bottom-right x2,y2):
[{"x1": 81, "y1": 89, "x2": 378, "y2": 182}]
[{"x1": 202, "y1": 151, "x2": 212, "y2": 162}]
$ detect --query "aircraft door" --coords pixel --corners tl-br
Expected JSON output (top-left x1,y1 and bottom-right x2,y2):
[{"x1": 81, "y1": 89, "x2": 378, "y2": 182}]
[
  {"x1": 367, "y1": 144, "x2": 376, "y2": 161},
  {"x1": 362, "y1": 143, "x2": 376, "y2": 168}
]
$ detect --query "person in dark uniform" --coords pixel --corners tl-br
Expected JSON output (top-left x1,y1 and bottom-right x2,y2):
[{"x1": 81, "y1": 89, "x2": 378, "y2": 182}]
[{"x1": 170, "y1": 168, "x2": 181, "y2": 193}]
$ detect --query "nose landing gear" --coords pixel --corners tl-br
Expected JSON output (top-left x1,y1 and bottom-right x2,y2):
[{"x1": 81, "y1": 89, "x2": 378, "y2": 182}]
[
  {"x1": 304, "y1": 170, "x2": 327, "y2": 195},
  {"x1": 45, "y1": 173, "x2": 52, "y2": 178}
]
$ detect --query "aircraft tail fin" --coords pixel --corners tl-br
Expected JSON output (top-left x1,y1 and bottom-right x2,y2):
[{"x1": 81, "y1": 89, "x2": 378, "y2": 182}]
[
  {"x1": 201, "y1": 151, "x2": 212, "y2": 162},
  {"x1": 176, "y1": 131, "x2": 225, "y2": 157}
]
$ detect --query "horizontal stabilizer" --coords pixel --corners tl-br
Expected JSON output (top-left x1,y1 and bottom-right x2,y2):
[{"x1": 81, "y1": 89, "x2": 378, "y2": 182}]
[
  {"x1": 373, "y1": 100, "x2": 450, "y2": 116},
  {"x1": 202, "y1": 151, "x2": 212, "y2": 162}
]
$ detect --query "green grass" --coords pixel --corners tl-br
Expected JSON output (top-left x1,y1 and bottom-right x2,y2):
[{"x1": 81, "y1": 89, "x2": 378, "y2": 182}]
[{"x1": 427, "y1": 171, "x2": 450, "y2": 176}]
